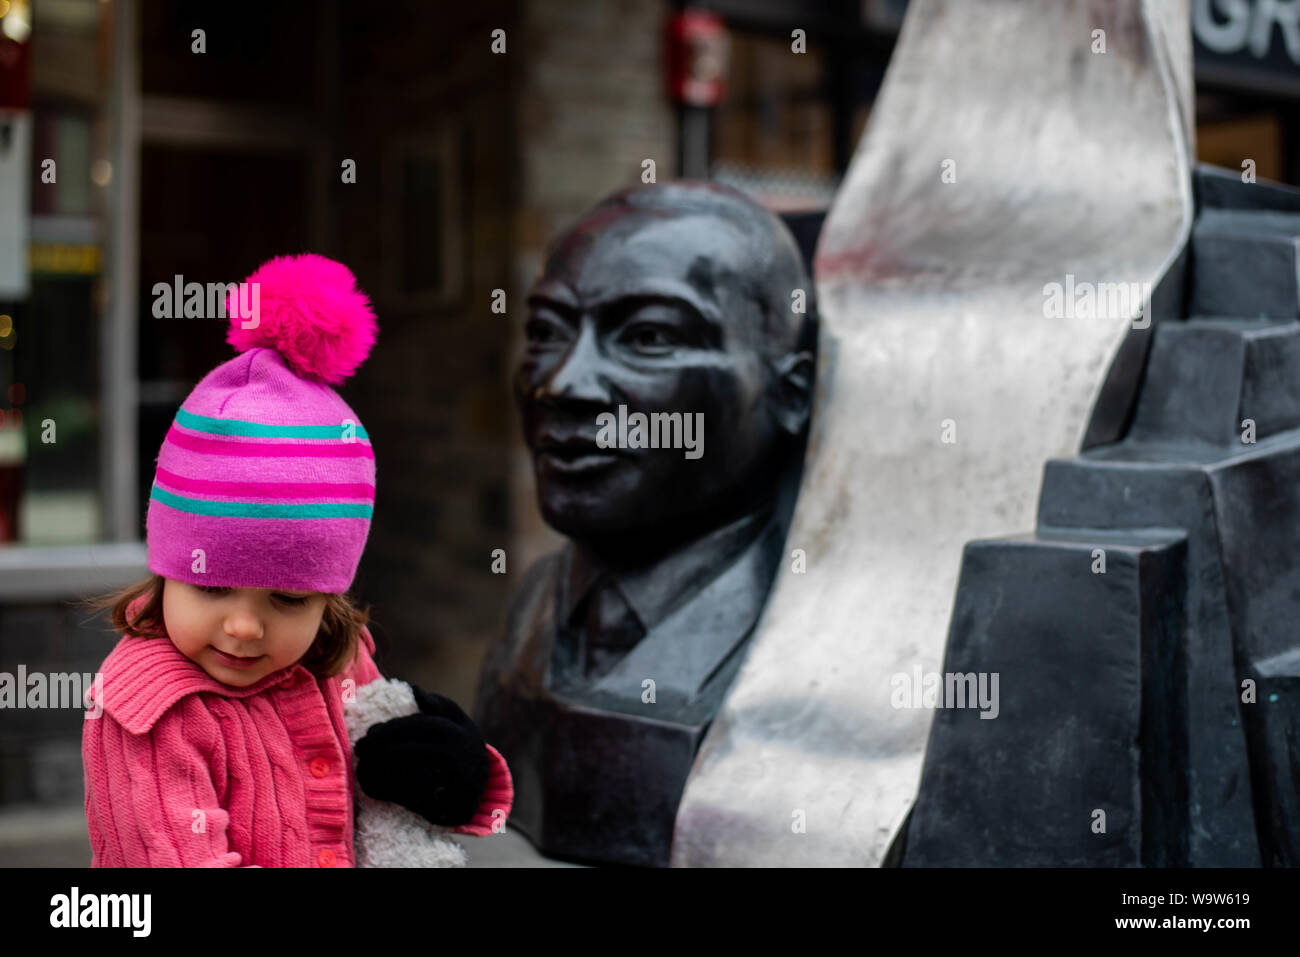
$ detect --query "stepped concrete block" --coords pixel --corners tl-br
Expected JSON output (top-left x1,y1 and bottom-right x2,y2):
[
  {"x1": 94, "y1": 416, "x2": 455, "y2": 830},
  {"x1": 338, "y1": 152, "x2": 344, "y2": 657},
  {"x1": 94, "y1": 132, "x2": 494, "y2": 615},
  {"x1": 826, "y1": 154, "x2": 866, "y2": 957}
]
[{"x1": 904, "y1": 531, "x2": 1188, "y2": 867}]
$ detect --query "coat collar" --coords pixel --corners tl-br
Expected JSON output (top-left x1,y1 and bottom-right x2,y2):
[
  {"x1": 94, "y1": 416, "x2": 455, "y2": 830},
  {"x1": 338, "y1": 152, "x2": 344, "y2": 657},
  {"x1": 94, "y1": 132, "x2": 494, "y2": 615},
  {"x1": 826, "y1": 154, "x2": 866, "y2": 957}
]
[{"x1": 92, "y1": 633, "x2": 307, "y2": 734}]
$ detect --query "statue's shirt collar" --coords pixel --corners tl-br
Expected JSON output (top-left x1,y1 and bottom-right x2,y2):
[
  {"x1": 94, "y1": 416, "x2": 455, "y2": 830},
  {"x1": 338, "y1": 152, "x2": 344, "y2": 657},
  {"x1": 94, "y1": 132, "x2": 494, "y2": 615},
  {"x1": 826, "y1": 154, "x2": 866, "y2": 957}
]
[
  {"x1": 565, "y1": 507, "x2": 772, "y2": 631},
  {"x1": 550, "y1": 506, "x2": 784, "y2": 705}
]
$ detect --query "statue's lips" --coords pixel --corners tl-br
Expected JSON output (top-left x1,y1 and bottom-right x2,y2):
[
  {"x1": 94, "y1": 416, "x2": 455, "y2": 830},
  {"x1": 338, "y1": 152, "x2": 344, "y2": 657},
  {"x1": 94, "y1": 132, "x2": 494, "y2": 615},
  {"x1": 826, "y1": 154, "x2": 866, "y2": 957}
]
[{"x1": 534, "y1": 434, "x2": 626, "y2": 475}]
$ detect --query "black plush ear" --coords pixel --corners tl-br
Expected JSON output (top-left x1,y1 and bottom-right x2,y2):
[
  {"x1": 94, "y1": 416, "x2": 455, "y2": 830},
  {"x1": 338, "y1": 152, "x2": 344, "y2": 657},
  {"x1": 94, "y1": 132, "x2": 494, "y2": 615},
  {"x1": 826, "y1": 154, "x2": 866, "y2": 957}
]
[
  {"x1": 409, "y1": 683, "x2": 477, "y2": 732},
  {"x1": 771, "y1": 350, "x2": 815, "y2": 436}
]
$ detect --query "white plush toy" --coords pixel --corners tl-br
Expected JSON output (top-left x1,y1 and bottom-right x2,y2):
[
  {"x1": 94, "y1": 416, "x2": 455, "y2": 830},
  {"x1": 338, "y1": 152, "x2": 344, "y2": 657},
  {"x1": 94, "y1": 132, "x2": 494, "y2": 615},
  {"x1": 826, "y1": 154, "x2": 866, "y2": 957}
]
[{"x1": 344, "y1": 678, "x2": 469, "y2": 868}]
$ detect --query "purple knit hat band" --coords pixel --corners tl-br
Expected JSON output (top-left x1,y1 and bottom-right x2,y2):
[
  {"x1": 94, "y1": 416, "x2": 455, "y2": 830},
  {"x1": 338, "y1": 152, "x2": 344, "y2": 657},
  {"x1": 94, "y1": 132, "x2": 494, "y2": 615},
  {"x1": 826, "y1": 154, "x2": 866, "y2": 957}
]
[{"x1": 145, "y1": 254, "x2": 378, "y2": 594}]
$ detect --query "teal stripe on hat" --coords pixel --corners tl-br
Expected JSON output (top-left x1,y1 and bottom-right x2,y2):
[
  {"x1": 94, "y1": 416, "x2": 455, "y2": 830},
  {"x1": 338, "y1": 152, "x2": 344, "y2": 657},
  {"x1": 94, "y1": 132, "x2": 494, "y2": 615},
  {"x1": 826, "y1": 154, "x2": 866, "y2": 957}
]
[
  {"x1": 176, "y1": 406, "x2": 370, "y2": 441},
  {"x1": 150, "y1": 484, "x2": 373, "y2": 519}
]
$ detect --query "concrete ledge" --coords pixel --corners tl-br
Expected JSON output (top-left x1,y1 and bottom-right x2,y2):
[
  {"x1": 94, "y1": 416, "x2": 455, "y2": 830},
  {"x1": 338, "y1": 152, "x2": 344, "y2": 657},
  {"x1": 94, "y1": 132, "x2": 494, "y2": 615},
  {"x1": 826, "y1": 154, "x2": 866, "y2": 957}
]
[
  {"x1": 0, "y1": 805, "x2": 588, "y2": 868},
  {"x1": 0, "y1": 544, "x2": 148, "y2": 602},
  {"x1": 450, "y1": 829, "x2": 586, "y2": 868},
  {"x1": 0, "y1": 805, "x2": 90, "y2": 868}
]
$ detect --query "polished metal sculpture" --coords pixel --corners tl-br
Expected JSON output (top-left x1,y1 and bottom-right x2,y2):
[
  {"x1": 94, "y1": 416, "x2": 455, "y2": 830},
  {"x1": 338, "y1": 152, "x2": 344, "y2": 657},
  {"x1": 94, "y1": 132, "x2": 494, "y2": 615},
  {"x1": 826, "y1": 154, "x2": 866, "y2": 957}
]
[
  {"x1": 672, "y1": 0, "x2": 1195, "y2": 866},
  {"x1": 475, "y1": 182, "x2": 816, "y2": 866}
]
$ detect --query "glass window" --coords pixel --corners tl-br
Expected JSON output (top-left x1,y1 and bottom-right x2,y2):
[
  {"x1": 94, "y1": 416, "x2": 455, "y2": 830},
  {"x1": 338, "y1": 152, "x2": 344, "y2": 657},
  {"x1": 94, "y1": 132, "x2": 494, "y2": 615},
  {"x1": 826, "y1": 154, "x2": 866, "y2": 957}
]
[
  {"x1": 1, "y1": 0, "x2": 113, "y2": 545},
  {"x1": 711, "y1": 30, "x2": 840, "y2": 212}
]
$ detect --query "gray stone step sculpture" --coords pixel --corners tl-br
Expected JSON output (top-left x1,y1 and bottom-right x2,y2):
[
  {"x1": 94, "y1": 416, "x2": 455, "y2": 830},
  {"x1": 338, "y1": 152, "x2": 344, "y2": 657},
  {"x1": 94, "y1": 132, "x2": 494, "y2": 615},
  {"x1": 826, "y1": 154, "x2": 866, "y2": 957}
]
[{"x1": 903, "y1": 165, "x2": 1300, "y2": 867}]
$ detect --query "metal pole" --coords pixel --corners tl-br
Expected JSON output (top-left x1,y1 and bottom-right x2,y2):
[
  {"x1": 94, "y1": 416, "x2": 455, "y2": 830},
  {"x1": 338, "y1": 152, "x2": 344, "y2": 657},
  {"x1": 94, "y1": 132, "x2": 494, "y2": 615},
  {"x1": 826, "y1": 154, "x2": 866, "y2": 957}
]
[
  {"x1": 678, "y1": 104, "x2": 710, "y2": 179},
  {"x1": 103, "y1": 0, "x2": 140, "y2": 542}
]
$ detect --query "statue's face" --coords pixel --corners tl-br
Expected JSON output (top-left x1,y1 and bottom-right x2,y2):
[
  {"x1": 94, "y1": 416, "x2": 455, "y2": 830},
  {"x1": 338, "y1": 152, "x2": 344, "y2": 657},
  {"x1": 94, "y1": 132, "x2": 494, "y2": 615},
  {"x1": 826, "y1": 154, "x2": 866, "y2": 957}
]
[{"x1": 515, "y1": 211, "x2": 789, "y2": 546}]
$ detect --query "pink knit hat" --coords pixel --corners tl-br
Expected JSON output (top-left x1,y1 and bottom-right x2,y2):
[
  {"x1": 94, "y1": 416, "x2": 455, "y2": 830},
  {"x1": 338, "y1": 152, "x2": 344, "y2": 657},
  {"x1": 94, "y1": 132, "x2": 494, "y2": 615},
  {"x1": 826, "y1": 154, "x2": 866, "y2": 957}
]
[{"x1": 146, "y1": 254, "x2": 378, "y2": 594}]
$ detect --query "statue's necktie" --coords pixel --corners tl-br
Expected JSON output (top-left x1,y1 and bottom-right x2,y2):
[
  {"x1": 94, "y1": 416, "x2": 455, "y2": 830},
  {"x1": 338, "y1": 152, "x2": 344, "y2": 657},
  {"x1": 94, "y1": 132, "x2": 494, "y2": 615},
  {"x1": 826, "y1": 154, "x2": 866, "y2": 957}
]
[{"x1": 582, "y1": 576, "x2": 645, "y2": 679}]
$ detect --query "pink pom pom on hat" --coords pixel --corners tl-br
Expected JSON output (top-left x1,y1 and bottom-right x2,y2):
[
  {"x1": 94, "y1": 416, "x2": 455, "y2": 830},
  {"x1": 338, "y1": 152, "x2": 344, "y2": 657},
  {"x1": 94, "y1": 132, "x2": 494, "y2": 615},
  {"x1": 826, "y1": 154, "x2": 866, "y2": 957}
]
[
  {"x1": 146, "y1": 253, "x2": 379, "y2": 594},
  {"x1": 226, "y1": 253, "x2": 378, "y2": 385}
]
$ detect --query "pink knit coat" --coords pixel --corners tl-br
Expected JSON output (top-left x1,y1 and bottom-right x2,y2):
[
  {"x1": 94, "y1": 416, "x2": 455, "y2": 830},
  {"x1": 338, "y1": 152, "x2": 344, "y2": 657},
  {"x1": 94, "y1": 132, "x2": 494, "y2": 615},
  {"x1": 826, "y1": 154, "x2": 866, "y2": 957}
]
[{"x1": 82, "y1": 621, "x2": 512, "y2": 867}]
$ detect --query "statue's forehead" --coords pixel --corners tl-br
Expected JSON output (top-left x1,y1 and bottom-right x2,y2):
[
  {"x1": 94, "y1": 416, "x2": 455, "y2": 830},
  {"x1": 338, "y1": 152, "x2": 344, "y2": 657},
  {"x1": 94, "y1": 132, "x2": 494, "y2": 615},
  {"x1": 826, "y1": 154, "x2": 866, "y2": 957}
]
[{"x1": 543, "y1": 212, "x2": 753, "y2": 306}]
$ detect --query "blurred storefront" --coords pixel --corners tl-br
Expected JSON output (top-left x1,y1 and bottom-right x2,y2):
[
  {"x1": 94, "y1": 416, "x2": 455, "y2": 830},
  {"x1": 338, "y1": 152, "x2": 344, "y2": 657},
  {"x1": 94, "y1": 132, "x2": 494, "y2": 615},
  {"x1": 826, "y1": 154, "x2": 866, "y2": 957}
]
[
  {"x1": 0, "y1": 0, "x2": 131, "y2": 815},
  {"x1": 688, "y1": 0, "x2": 1300, "y2": 199},
  {"x1": 1192, "y1": 0, "x2": 1300, "y2": 182},
  {"x1": 0, "y1": 0, "x2": 527, "y2": 818}
]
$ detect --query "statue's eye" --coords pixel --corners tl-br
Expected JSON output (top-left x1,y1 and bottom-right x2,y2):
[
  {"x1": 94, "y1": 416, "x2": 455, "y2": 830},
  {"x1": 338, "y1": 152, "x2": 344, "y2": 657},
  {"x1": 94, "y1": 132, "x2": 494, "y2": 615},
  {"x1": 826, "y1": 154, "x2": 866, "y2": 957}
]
[
  {"x1": 525, "y1": 315, "x2": 568, "y2": 346},
  {"x1": 623, "y1": 322, "x2": 681, "y2": 353}
]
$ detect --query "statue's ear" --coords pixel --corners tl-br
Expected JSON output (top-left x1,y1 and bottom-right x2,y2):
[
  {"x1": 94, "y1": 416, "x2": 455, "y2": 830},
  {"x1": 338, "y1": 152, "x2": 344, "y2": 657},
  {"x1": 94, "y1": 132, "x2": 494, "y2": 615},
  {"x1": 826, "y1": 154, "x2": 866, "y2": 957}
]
[{"x1": 771, "y1": 350, "x2": 815, "y2": 436}]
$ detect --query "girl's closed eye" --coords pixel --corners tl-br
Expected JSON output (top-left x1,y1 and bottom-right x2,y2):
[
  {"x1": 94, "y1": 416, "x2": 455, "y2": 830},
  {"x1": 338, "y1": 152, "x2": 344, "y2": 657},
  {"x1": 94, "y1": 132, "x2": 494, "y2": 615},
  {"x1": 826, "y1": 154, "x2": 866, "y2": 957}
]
[{"x1": 194, "y1": 584, "x2": 308, "y2": 608}]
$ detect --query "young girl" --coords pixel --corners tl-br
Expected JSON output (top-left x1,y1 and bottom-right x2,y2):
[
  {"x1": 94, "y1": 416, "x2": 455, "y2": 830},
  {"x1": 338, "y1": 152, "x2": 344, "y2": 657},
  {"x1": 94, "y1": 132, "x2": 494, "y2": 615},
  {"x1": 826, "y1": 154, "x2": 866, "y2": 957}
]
[{"x1": 82, "y1": 253, "x2": 511, "y2": 867}]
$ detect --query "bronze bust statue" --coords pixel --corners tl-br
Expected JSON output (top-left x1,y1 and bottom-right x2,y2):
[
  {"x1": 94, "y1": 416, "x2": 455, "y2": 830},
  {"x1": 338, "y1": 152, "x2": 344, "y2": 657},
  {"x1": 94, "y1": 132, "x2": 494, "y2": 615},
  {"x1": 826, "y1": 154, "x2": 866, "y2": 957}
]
[{"x1": 475, "y1": 181, "x2": 817, "y2": 866}]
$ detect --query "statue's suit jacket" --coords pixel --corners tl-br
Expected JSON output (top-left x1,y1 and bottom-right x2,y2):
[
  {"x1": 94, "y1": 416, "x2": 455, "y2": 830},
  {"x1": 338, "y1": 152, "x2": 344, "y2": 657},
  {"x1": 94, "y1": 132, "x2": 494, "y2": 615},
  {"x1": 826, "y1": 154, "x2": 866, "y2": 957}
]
[{"x1": 475, "y1": 516, "x2": 785, "y2": 867}]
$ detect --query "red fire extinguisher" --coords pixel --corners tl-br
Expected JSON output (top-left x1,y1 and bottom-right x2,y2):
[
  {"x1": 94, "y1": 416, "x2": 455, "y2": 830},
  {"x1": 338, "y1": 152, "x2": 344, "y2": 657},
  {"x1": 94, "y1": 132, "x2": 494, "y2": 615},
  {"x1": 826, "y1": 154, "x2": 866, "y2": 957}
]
[{"x1": 666, "y1": 9, "x2": 729, "y2": 108}]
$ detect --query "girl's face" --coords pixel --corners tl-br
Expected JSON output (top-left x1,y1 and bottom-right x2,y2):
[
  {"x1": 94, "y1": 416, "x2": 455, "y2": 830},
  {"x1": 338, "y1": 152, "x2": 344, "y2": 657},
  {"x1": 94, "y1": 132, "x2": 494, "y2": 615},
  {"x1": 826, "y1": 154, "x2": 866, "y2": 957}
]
[{"x1": 162, "y1": 579, "x2": 328, "y2": 687}]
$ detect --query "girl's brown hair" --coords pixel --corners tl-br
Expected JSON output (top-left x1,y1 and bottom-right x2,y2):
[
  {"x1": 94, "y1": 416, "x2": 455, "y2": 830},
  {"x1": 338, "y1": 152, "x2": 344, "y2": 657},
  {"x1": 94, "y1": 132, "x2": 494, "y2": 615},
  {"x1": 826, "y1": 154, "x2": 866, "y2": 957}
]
[{"x1": 86, "y1": 575, "x2": 371, "y2": 679}]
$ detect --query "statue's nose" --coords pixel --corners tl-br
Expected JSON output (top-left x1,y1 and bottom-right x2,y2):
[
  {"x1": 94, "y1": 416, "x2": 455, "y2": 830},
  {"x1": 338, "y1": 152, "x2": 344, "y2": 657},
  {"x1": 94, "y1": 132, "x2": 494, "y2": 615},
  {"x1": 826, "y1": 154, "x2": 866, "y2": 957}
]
[{"x1": 535, "y1": 322, "x2": 612, "y2": 406}]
